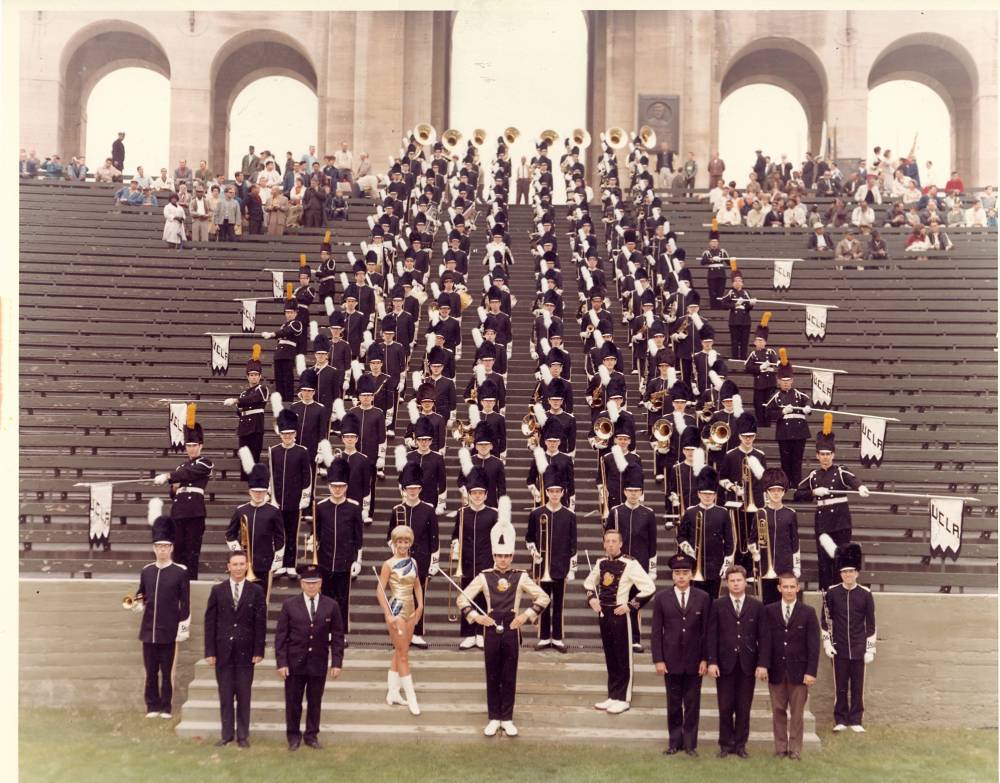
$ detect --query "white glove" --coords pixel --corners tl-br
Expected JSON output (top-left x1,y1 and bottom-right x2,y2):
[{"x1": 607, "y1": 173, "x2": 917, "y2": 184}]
[
  {"x1": 261, "y1": 331, "x2": 274, "y2": 339},
  {"x1": 864, "y1": 652, "x2": 875, "y2": 664},
  {"x1": 315, "y1": 452, "x2": 325, "y2": 464},
  {"x1": 343, "y1": 378, "x2": 351, "y2": 392},
  {"x1": 223, "y1": 398, "x2": 237, "y2": 406},
  {"x1": 813, "y1": 486, "x2": 831, "y2": 498},
  {"x1": 793, "y1": 551, "x2": 801, "y2": 579},
  {"x1": 824, "y1": 639, "x2": 837, "y2": 659},
  {"x1": 350, "y1": 558, "x2": 362, "y2": 578},
  {"x1": 529, "y1": 348, "x2": 538, "y2": 361},
  {"x1": 733, "y1": 484, "x2": 745, "y2": 499},
  {"x1": 131, "y1": 600, "x2": 145, "y2": 614},
  {"x1": 429, "y1": 550, "x2": 440, "y2": 576},
  {"x1": 299, "y1": 491, "x2": 311, "y2": 510},
  {"x1": 669, "y1": 492, "x2": 679, "y2": 507},
  {"x1": 450, "y1": 539, "x2": 459, "y2": 559},
  {"x1": 528, "y1": 543, "x2": 543, "y2": 565},
  {"x1": 530, "y1": 485, "x2": 541, "y2": 502},
  {"x1": 271, "y1": 549, "x2": 284, "y2": 570},
  {"x1": 679, "y1": 540, "x2": 695, "y2": 558},
  {"x1": 720, "y1": 556, "x2": 734, "y2": 578},
  {"x1": 858, "y1": 485, "x2": 871, "y2": 498},
  {"x1": 748, "y1": 543, "x2": 761, "y2": 562},
  {"x1": 802, "y1": 405, "x2": 812, "y2": 415},
  {"x1": 436, "y1": 500, "x2": 446, "y2": 515},
  {"x1": 781, "y1": 405, "x2": 794, "y2": 415},
  {"x1": 154, "y1": 473, "x2": 170, "y2": 486},
  {"x1": 567, "y1": 569, "x2": 576, "y2": 582},
  {"x1": 649, "y1": 568, "x2": 657, "y2": 582},
  {"x1": 568, "y1": 496, "x2": 576, "y2": 513},
  {"x1": 749, "y1": 298, "x2": 758, "y2": 305},
  {"x1": 376, "y1": 457, "x2": 385, "y2": 471},
  {"x1": 176, "y1": 618, "x2": 191, "y2": 643},
  {"x1": 759, "y1": 361, "x2": 773, "y2": 371}
]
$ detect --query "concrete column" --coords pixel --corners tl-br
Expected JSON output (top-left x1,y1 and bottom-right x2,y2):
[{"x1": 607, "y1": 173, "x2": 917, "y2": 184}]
[
  {"x1": 353, "y1": 12, "x2": 405, "y2": 169},
  {"x1": 169, "y1": 82, "x2": 211, "y2": 171},
  {"x1": 682, "y1": 11, "x2": 718, "y2": 188},
  {"x1": 322, "y1": 12, "x2": 357, "y2": 153}
]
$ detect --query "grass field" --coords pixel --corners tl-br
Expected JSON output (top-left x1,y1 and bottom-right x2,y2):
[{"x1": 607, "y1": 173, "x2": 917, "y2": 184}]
[{"x1": 19, "y1": 707, "x2": 999, "y2": 783}]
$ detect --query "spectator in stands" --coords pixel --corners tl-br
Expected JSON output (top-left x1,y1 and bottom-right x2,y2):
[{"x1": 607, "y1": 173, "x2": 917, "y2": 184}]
[
  {"x1": 865, "y1": 229, "x2": 889, "y2": 261},
  {"x1": 835, "y1": 231, "x2": 862, "y2": 262},
  {"x1": 355, "y1": 153, "x2": 379, "y2": 198},
  {"x1": 67, "y1": 155, "x2": 88, "y2": 181},
  {"x1": 139, "y1": 187, "x2": 158, "y2": 210},
  {"x1": 905, "y1": 225, "x2": 931, "y2": 254},
  {"x1": 325, "y1": 187, "x2": 348, "y2": 221},
  {"x1": 987, "y1": 209, "x2": 997, "y2": 228},
  {"x1": 128, "y1": 165, "x2": 149, "y2": 191},
  {"x1": 95, "y1": 157, "x2": 120, "y2": 183},
  {"x1": 945, "y1": 200, "x2": 966, "y2": 227},
  {"x1": 259, "y1": 159, "x2": 281, "y2": 189},
  {"x1": 978, "y1": 185, "x2": 996, "y2": 211},
  {"x1": 266, "y1": 185, "x2": 289, "y2": 235},
  {"x1": 111, "y1": 132, "x2": 125, "y2": 176},
  {"x1": 177, "y1": 182, "x2": 192, "y2": 208},
  {"x1": 193, "y1": 159, "x2": 211, "y2": 185},
  {"x1": 301, "y1": 145, "x2": 319, "y2": 169},
  {"x1": 889, "y1": 170, "x2": 910, "y2": 199},
  {"x1": 281, "y1": 154, "x2": 296, "y2": 193},
  {"x1": 943, "y1": 171, "x2": 965, "y2": 194},
  {"x1": 850, "y1": 201, "x2": 875, "y2": 229},
  {"x1": 745, "y1": 199, "x2": 767, "y2": 228},
  {"x1": 162, "y1": 193, "x2": 187, "y2": 249},
  {"x1": 19, "y1": 148, "x2": 37, "y2": 178},
  {"x1": 783, "y1": 197, "x2": 807, "y2": 228},
  {"x1": 335, "y1": 141, "x2": 354, "y2": 184},
  {"x1": 322, "y1": 155, "x2": 339, "y2": 186},
  {"x1": 900, "y1": 179, "x2": 921, "y2": 206},
  {"x1": 926, "y1": 221, "x2": 953, "y2": 251},
  {"x1": 233, "y1": 170, "x2": 249, "y2": 206},
  {"x1": 302, "y1": 178, "x2": 325, "y2": 227},
  {"x1": 965, "y1": 198, "x2": 987, "y2": 228},
  {"x1": 189, "y1": 185, "x2": 212, "y2": 243},
  {"x1": 716, "y1": 198, "x2": 741, "y2": 226},
  {"x1": 807, "y1": 222, "x2": 832, "y2": 253},
  {"x1": 115, "y1": 180, "x2": 143, "y2": 205},
  {"x1": 204, "y1": 184, "x2": 220, "y2": 236},
  {"x1": 154, "y1": 167, "x2": 175, "y2": 192},
  {"x1": 174, "y1": 159, "x2": 193, "y2": 190},
  {"x1": 43, "y1": 154, "x2": 65, "y2": 179},
  {"x1": 241, "y1": 145, "x2": 260, "y2": 179},
  {"x1": 921, "y1": 200, "x2": 944, "y2": 227},
  {"x1": 883, "y1": 202, "x2": 907, "y2": 228},
  {"x1": 922, "y1": 160, "x2": 938, "y2": 190},
  {"x1": 763, "y1": 198, "x2": 784, "y2": 227},
  {"x1": 854, "y1": 174, "x2": 881, "y2": 206},
  {"x1": 815, "y1": 171, "x2": 836, "y2": 197},
  {"x1": 286, "y1": 176, "x2": 306, "y2": 229},
  {"x1": 707, "y1": 151, "x2": 725, "y2": 189},
  {"x1": 823, "y1": 198, "x2": 848, "y2": 228},
  {"x1": 917, "y1": 186, "x2": 945, "y2": 213},
  {"x1": 682, "y1": 152, "x2": 698, "y2": 196},
  {"x1": 744, "y1": 171, "x2": 762, "y2": 198},
  {"x1": 242, "y1": 184, "x2": 264, "y2": 235},
  {"x1": 215, "y1": 186, "x2": 241, "y2": 242}
]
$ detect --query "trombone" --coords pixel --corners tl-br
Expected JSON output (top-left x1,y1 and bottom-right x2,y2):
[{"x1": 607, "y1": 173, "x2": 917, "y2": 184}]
[
  {"x1": 447, "y1": 505, "x2": 465, "y2": 622},
  {"x1": 692, "y1": 510, "x2": 705, "y2": 582},
  {"x1": 651, "y1": 417, "x2": 673, "y2": 443},
  {"x1": 754, "y1": 508, "x2": 777, "y2": 599},
  {"x1": 532, "y1": 513, "x2": 551, "y2": 584},
  {"x1": 239, "y1": 514, "x2": 258, "y2": 582}
]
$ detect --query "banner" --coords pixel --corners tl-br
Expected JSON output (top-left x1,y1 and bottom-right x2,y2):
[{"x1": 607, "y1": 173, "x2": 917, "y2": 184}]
[
  {"x1": 859, "y1": 416, "x2": 886, "y2": 467},
  {"x1": 929, "y1": 497, "x2": 964, "y2": 560},
  {"x1": 209, "y1": 334, "x2": 231, "y2": 375},
  {"x1": 811, "y1": 369, "x2": 835, "y2": 406},
  {"x1": 271, "y1": 270, "x2": 283, "y2": 299},
  {"x1": 88, "y1": 482, "x2": 113, "y2": 547},
  {"x1": 773, "y1": 259, "x2": 794, "y2": 291},
  {"x1": 240, "y1": 299, "x2": 257, "y2": 333},
  {"x1": 168, "y1": 403, "x2": 187, "y2": 449},
  {"x1": 805, "y1": 304, "x2": 828, "y2": 340}
]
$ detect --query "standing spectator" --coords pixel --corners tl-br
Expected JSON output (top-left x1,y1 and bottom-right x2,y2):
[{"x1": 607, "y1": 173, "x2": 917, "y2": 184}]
[
  {"x1": 266, "y1": 185, "x2": 289, "y2": 235},
  {"x1": 301, "y1": 145, "x2": 318, "y2": 169},
  {"x1": 205, "y1": 184, "x2": 220, "y2": 236},
  {"x1": 19, "y1": 148, "x2": 38, "y2": 178},
  {"x1": 282, "y1": 153, "x2": 297, "y2": 193},
  {"x1": 335, "y1": 141, "x2": 354, "y2": 184},
  {"x1": 189, "y1": 185, "x2": 212, "y2": 243},
  {"x1": 162, "y1": 193, "x2": 187, "y2": 249},
  {"x1": 232, "y1": 171, "x2": 249, "y2": 206},
  {"x1": 978, "y1": 185, "x2": 996, "y2": 212},
  {"x1": 922, "y1": 160, "x2": 938, "y2": 190},
  {"x1": 95, "y1": 157, "x2": 120, "y2": 183},
  {"x1": 801, "y1": 152, "x2": 815, "y2": 190},
  {"x1": 302, "y1": 179, "x2": 325, "y2": 227},
  {"x1": 154, "y1": 167, "x2": 175, "y2": 192},
  {"x1": 322, "y1": 155, "x2": 340, "y2": 187},
  {"x1": 287, "y1": 177, "x2": 306, "y2": 229},
  {"x1": 174, "y1": 159, "x2": 193, "y2": 190},
  {"x1": 194, "y1": 159, "x2": 211, "y2": 185},
  {"x1": 67, "y1": 155, "x2": 89, "y2": 181},
  {"x1": 259, "y1": 159, "x2": 282, "y2": 189},
  {"x1": 215, "y1": 186, "x2": 241, "y2": 242},
  {"x1": 241, "y1": 145, "x2": 260, "y2": 179},
  {"x1": 657, "y1": 142, "x2": 676, "y2": 190},
  {"x1": 516, "y1": 156, "x2": 530, "y2": 205},
  {"x1": 752, "y1": 150, "x2": 766, "y2": 184},
  {"x1": 944, "y1": 171, "x2": 966, "y2": 194},
  {"x1": 707, "y1": 152, "x2": 725, "y2": 189},
  {"x1": 245, "y1": 184, "x2": 265, "y2": 234},
  {"x1": 355, "y1": 153, "x2": 378, "y2": 198},
  {"x1": 111, "y1": 132, "x2": 126, "y2": 178},
  {"x1": 682, "y1": 152, "x2": 698, "y2": 196}
]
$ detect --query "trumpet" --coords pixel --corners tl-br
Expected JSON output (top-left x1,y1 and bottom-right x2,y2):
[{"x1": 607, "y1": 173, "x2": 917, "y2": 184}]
[
  {"x1": 652, "y1": 417, "x2": 673, "y2": 443},
  {"x1": 442, "y1": 128, "x2": 463, "y2": 152},
  {"x1": 447, "y1": 506, "x2": 465, "y2": 622},
  {"x1": 503, "y1": 127, "x2": 520, "y2": 146},
  {"x1": 693, "y1": 510, "x2": 705, "y2": 582},
  {"x1": 414, "y1": 123, "x2": 437, "y2": 146},
  {"x1": 122, "y1": 594, "x2": 143, "y2": 610},
  {"x1": 638, "y1": 125, "x2": 657, "y2": 149},
  {"x1": 240, "y1": 514, "x2": 258, "y2": 582},
  {"x1": 571, "y1": 128, "x2": 591, "y2": 149},
  {"x1": 605, "y1": 127, "x2": 627, "y2": 150}
]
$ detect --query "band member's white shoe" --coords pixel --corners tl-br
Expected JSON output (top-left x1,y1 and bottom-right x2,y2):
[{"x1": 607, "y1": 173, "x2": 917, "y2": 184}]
[
  {"x1": 286, "y1": 568, "x2": 298, "y2": 579},
  {"x1": 594, "y1": 699, "x2": 613, "y2": 710},
  {"x1": 400, "y1": 675, "x2": 420, "y2": 716},
  {"x1": 475, "y1": 635, "x2": 485, "y2": 649},
  {"x1": 632, "y1": 643, "x2": 644, "y2": 653},
  {"x1": 459, "y1": 636, "x2": 476, "y2": 650},
  {"x1": 159, "y1": 712, "x2": 172, "y2": 719},
  {"x1": 654, "y1": 474, "x2": 664, "y2": 482},
  {"x1": 273, "y1": 567, "x2": 287, "y2": 577},
  {"x1": 386, "y1": 671, "x2": 407, "y2": 706},
  {"x1": 500, "y1": 721, "x2": 518, "y2": 736},
  {"x1": 535, "y1": 638, "x2": 552, "y2": 650},
  {"x1": 145, "y1": 712, "x2": 159, "y2": 718},
  {"x1": 606, "y1": 701, "x2": 630, "y2": 715},
  {"x1": 551, "y1": 640, "x2": 567, "y2": 653},
  {"x1": 484, "y1": 720, "x2": 501, "y2": 737},
  {"x1": 411, "y1": 635, "x2": 428, "y2": 649},
  {"x1": 850, "y1": 725, "x2": 866, "y2": 733},
  {"x1": 833, "y1": 724, "x2": 847, "y2": 732}
]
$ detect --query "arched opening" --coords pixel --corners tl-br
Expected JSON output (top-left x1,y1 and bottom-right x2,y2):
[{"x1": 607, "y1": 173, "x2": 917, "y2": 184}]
[
  {"x1": 59, "y1": 22, "x2": 170, "y2": 164},
  {"x1": 719, "y1": 85, "x2": 808, "y2": 188},
  {"x1": 868, "y1": 81, "x2": 951, "y2": 188},
  {"x1": 84, "y1": 68, "x2": 170, "y2": 177},
  {"x1": 227, "y1": 77, "x2": 319, "y2": 180},
  {"x1": 720, "y1": 39, "x2": 827, "y2": 170},
  {"x1": 209, "y1": 31, "x2": 318, "y2": 176},
  {"x1": 868, "y1": 34, "x2": 977, "y2": 184},
  {"x1": 450, "y1": 7, "x2": 588, "y2": 203}
]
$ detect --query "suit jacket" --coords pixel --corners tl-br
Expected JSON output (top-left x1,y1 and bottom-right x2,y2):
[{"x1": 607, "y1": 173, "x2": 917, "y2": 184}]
[
  {"x1": 758, "y1": 600, "x2": 820, "y2": 684},
  {"x1": 651, "y1": 586, "x2": 711, "y2": 674},
  {"x1": 706, "y1": 595, "x2": 763, "y2": 676},
  {"x1": 275, "y1": 593, "x2": 345, "y2": 676},
  {"x1": 204, "y1": 579, "x2": 267, "y2": 665}
]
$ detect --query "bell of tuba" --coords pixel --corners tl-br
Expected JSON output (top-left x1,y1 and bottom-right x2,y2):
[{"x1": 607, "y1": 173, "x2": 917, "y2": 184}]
[
  {"x1": 538, "y1": 129, "x2": 560, "y2": 148},
  {"x1": 638, "y1": 125, "x2": 657, "y2": 149},
  {"x1": 652, "y1": 417, "x2": 674, "y2": 443},
  {"x1": 571, "y1": 128, "x2": 592, "y2": 149},
  {"x1": 442, "y1": 129, "x2": 463, "y2": 152},
  {"x1": 605, "y1": 127, "x2": 627, "y2": 150},
  {"x1": 503, "y1": 127, "x2": 520, "y2": 146},
  {"x1": 414, "y1": 123, "x2": 437, "y2": 146},
  {"x1": 472, "y1": 128, "x2": 488, "y2": 147}
]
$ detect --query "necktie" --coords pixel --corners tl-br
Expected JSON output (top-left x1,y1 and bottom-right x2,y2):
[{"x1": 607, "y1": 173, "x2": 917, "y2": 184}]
[
  {"x1": 735, "y1": 598, "x2": 742, "y2": 616},
  {"x1": 233, "y1": 582, "x2": 240, "y2": 607},
  {"x1": 784, "y1": 603, "x2": 792, "y2": 625},
  {"x1": 309, "y1": 597, "x2": 316, "y2": 622},
  {"x1": 680, "y1": 591, "x2": 686, "y2": 611}
]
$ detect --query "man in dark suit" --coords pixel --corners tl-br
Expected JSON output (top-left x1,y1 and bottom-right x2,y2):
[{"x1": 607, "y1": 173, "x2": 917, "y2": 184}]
[
  {"x1": 275, "y1": 564, "x2": 345, "y2": 750},
  {"x1": 204, "y1": 550, "x2": 267, "y2": 748},
  {"x1": 756, "y1": 572, "x2": 820, "y2": 760},
  {"x1": 706, "y1": 565, "x2": 763, "y2": 758},
  {"x1": 651, "y1": 552, "x2": 710, "y2": 756}
]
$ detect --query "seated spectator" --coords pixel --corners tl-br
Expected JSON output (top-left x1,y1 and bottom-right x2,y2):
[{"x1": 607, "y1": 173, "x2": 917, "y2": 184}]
[
  {"x1": 854, "y1": 174, "x2": 882, "y2": 205},
  {"x1": 889, "y1": 170, "x2": 911, "y2": 199},
  {"x1": 745, "y1": 199, "x2": 767, "y2": 228},
  {"x1": 19, "y1": 148, "x2": 38, "y2": 178},
  {"x1": 174, "y1": 160, "x2": 193, "y2": 190},
  {"x1": 965, "y1": 198, "x2": 987, "y2": 228},
  {"x1": 133, "y1": 165, "x2": 152, "y2": 190},
  {"x1": 95, "y1": 157, "x2": 120, "y2": 183},
  {"x1": 763, "y1": 200, "x2": 784, "y2": 227},
  {"x1": 926, "y1": 221, "x2": 953, "y2": 251},
  {"x1": 194, "y1": 159, "x2": 211, "y2": 184},
  {"x1": 883, "y1": 202, "x2": 907, "y2": 228},
  {"x1": 865, "y1": 229, "x2": 889, "y2": 261},
  {"x1": 917, "y1": 186, "x2": 945, "y2": 213},
  {"x1": 707, "y1": 183, "x2": 728, "y2": 211},
  {"x1": 943, "y1": 171, "x2": 965, "y2": 194},
  {"x1": 67, "y1": 155, "x2": 89, "y2": 181},
  {"x1": 177, "y1": 182, "x2": 192, "y2": 208},
  {"x1": 266, "y1": 185, "x2": 289, "y2": 235},
  {"x1": 287, "y1": 176, "x2": 307, "y2": 228},
  {"x1": 783, "y1": 197, "x2": 807, "y2": 228},
  {"x1": 851, "y1": 201, "x2": 876, "y2": 228},
  {"x1": 43, "y1": 154, "x2": 66, "y2": 179},
  {"x1": 324, "y1": 187, "x2": 349, "y2": 221},
  {"x1": 824, "y1": 198, "x2": 849, "y2": 228},
  {"x1": 114, "y1": 180, "x2": 143, "y2": 205},
  {"x1": 715, "y1": 198, "x2": 741, "y2": 226},
  {"x1": 140, "y1": 187, "x2": 159, "y2": 210},
  {"x1": 905, "y1": 225, "x2": 931, "y2": 251},
  {"x1": 355, "y1": 153, "x2": 379, "y2": 198},
  {"x1": 815, "y1": 171, "x2": 836, "y2": 196},
  {"x1": 807, "y1": 222, "x2": 832, "y2": 253},
  {"x1": 244, "y1": 184, "x2": 265, "y2": 234},
  {"x1": 978, "y1": 185, "x2": 996, "y2": 212},
  {"x1": 835, "y1": 231, "x2": 862, "y2": 261},
  {"x1": 154, "y1": 167, "x2": 175, "y2": 192},
  {"x1": 744, "y1": 172, "x2": 762, "y2": 198},
  {"x1": 946, "y1": 200, "x2": 966, "y2": 227},
  {"x1": 901, "y1": 179, "x2": 922, "y2": 206},
  {"x1": 921, "y1": 201, "x2": 944, "y2": 226}
]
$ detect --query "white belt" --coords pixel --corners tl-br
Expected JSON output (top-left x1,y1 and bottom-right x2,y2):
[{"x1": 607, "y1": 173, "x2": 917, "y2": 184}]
[
  {"x1": 178, "y1": 487, "x2": 205, "y2": 495},
  {"x1": 240, "y1": 408, "x2": 264, "y2": 416},
  {"x1": 783, "y1": 413, "x2": 806, "y2": 420},
  {"x1": 279, "y1": 339, "x2": 296, "y2": 346},
  {"x1": 817, "y1": 496, "x2": 848, "y2": 507}
]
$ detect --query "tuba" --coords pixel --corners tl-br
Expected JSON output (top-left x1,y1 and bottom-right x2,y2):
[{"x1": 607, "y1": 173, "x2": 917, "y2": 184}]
[
  {"x1": 472, "y1": 128, "x2": 488, "y2": 147},
  {"x1": 605, "y1": 127, "x2": 627, "y2": 150},
  {"x1": 571, "y1": 128, "x2": 592, "y2": 149},
  {"x1": 442, "y1": 128, "x2": 463, "y2": 152},
  {"x1": 538, "y1": 129, "x2": 560, "y2": 148},
  {"x1": 503, "y1": 127, "x2": 520, "y2": 146},
  {"x1": 638, "y1": 125, "x2": 657, "y2": 149},
  {"x1": 414, "y1": 123, "x2": 437, "y2": 146},
  {"x1": 652, "y1": 417, "x2": 673, "y2": 443},
  {"x1": 239, "y1": 514, "x2": 258, "y2": 582}
]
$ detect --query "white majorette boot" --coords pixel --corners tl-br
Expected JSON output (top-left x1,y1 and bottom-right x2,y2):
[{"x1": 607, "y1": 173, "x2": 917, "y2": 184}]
[
  {"x1": 386, "y1": 670, "x2": 406, "y2": 706},
  {"x1": 400, "y1": 674, "x2": 421, "y2": 716}
]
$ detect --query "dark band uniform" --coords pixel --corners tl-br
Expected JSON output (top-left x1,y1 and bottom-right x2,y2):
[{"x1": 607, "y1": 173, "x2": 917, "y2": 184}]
[
  {"x1": 764, "y1": 384, "x2": 811, "y2": 487},
  {"x1": 607, "y1": 496, "x2": 657, "y2": 645},
  {"x1": 526, "y1": 495, "x2": 577, "y2": 643},
  {"x1": 236, "y1": 380, "x2": 269, "y2": 472},
  {"x1": 167, "y1": 443, "x2": 213, "y2": 581},
  {"x1": 269, "y1": 414, "x2": 312, "y2": 571},
  {"x1": 316, "y1": 494, "x2": 363, "y2": 633},
  {"x1": 678, "y1": 498, "x2": 734, "y2": 599},
  {"x1": 225, "y1": 499, "x2": 284, "y2": 588},
  {"x1": 451, "y1": 500, "x2": 499, "y2": 640},
  {"x1": 793, "y1": 465, "x2": 861, "y2": 591}
]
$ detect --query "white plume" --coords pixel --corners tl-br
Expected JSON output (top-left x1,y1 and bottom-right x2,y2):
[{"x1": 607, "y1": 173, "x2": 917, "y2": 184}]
[
  {"x1": 667, "y1": 367, "x2": 678, "y2": 388},
  {"x1": 317, "y1": 439, "x2": 334, "y2": 467},
  {"x1": 475, "y1": 364, "x2": 487, "y2": 386},
  {"x1": 692, "y1": 446, "x2": 706, "y2": 476},
  {"x1": 395, "y1": 444, "x2": 408, "y2": 473},
  {"x1": 270, "y1": 391, "x2": 284, "y2": 418},
  {"x1": 431, "y1": 282, "x2": 441, "y2": 300},
  {"x1": 351, "y1": 360, "x2": 364, "y2": 380},
  {"x1": 607, "y1": 398, "x2": 620, "y2": 423},
  {"x1": 648, "y1": 342, "x2": 658, "y2": 357},
  {"x1": 707, "y1": 349, "x2": 718, "y2": 366},
  {"x1": 612, "y1": 444, "x2": 628, "y2": 473},
  {"x1": 238, "y1": 446, "x2": 256, "y2": 475},
  {"x1": 332, "y1": 398, "x2": 347, "y2": 421},
  {"x1": 325, "y1": 297, "x2": 334, "y2": 316},
  {"x1": 459, "y1": 446, "x2": 474, "y2": 477},
  {"x1": 542, "y1": 311, "x2": 552, "y2": 328},
  {"x1": 408, "y1": 398, "x2": 420, "y2": 424},
  {"x1": 747, "y1": 455, "x2": 765, "y2": 480},
  {"x1": 361, "y1": 331, "x2": 373, "y2": 354},
  {"x1": 690, "y1": 312, "x2": 704, "y2": 331},
  {"x1": 589, "y1": 310, "x2": 600, "y2": 327},
  {"x1": 412, "y1": 370, "x2": 424, "y2": 391},
  {"x1": 310, "y1": 320, "x2": 319, "y2": 341},
  {"x1": 296, "y1": 354, "x2": 306, "y2": 376},
  {"x1": 472, "y1": 327, "x2": 483, "y2": 348},
  {"x1": 582, "y1": 268, "x2": 594, "y2": 291},
  {"x1": 426, "y1": 331, "x2": 436, "y2": 351},
  {"x1": 468, "y1": 405, "x2": 481, "y2": 428},
  {"x1": 539, "y1": 338, "x2": 551, "y2": 356},
  {"x1": 340, "y1": 272, "x2": 349, "y2": 291},
  {"x1": 598, "y1": 365, "x2": 611, "y2": 386},
  {"x1": 539, "y1": 364, "x2": 553, "y2": 384},
  {"x1": 477, "y1": 306, "x2": 487, "y2": 323},
  {"x1": 710, "y1": 370, "x2": 723, "y2": 390},
  {"x1": 147, "y1": 497, "x2": 163, "y2": 526},
  {"x1": 732, "y1": 394, "x2": 745, "y2": 417},
  {"x1": 534, "y1": 446, "x2": 549, "y2": 475},
  {"x1": 593, "y1": 330, "x2": 605, "y2": 348},
  {"x1": 818, "y1": 533, "x2": 838, "y2": 558},
  {"x1": 498, "y1": 495, "x2": 512, "y2": 525},
  {"x1": 673, "y1": 410, "x2": 687, "y2": 434},
  {"x1": 533, "y1": 402, "x2": 548, "y2": 427}
]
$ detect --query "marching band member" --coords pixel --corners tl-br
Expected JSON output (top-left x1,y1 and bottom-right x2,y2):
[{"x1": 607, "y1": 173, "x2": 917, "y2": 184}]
[
  {"x1": 765, "y1": 350, "x2": 812, "y2": 487},
  {"x1": 451, "y1": 466, "x2": 500, "y2": 650},
  {"x1": 701, "y1": 381, "x2": 741, "y2": 471},
  {"x1": 706, "y1": 565, "x2": 764, "y2": 759},
  {"x1": 462, "y1": 344, "x2": 507, "y2": 411},
  {"x1": 678, "y1": 466, "x2": 734, "y2": 599},
  {"x1": 348, "y1": 373, "x2": 388, "y2": 524},
  {"x1": 606, "y1": 463, "x2": 658, "y2": 652},
  {"x1": 154, "y1": 405, "x2": 213, "y2": 580},
  {"x1": 819, "y1": 538, "x2": 877, "y2": 733},
  {"x1": 717, "y1": 265, "x2": 754, "y2": 360},
  {"x1": 405, "y1": 417, "x2": 447, "y2": 512},
  {"x1": 744, "y1": 313, "x2": 777, "y2": 426},
  {"x1": 670, "y1": 290, "x2": 703, "y2": 385},
  {"x1": 309, "y1": 334, "x2": 342, "y2": 438},
  {"x1": 135, "y1": 500, "x2": 191, "y2": 719},
  {"x1": 367, "y1": 315, "x2": 407, "y2": 435},
  {"x1": 226, "y1": 345, "x2": 269, "y2": 478},
  {"x1": 375, "y1": 525, "x2": 424, "y2": 716},
  {"x1": 261, "y1": 292, "x2": 303, "y2": 400},
  {"x1": 291, "y1": 368, "x2": 328, "y2": 465},
  {"x1": 691, "y1": 322, "x2": 719, "y2": 403},
  {"x1": 527, "y1": 416, "x2": 576, "y2": 509},
  {"x1": 793, "y1": 415, "x2": 870, "y2": 591},
  {"x1": 719, "y1": 412, "x2": 767, "y2": 575},
  {"x1": 424, "y1": 346, "x2": 457, "y2": 423},
  {"x1": 227, "y1": 453, "x2": 285, "y2": 601},
  {"x1": 477, "y1": 380, "x2": 508, "y2": 459},
  {"x1": 651, "y1": 552, "x2": 711, "y2": 756},
  {"x1": 668, "y1": 428, "x2": 704, "y2": 523},
  {"x1": 700, "y1": 227, "x2": 730, "y2": 310},
  {"x1": 335, "y1": 411, "x2": 373, "y2": 518},
  {"x1": 664, "y1": 381, "x2": 697, "y2": 472},
  {"x1": 389, "y1": 449, "x2": 440, "y2": 650},
  {"x1": 538, "y1": 377, "x2": 576, "y2": 452},
  {"x1": 269, "y1": 407, "x2": 312, "y2": 578},
  {"x1": 387, "y1": 288, "x2": 416, "y2": 361},
  {"x1": 315, "y1": 453, "x2": 364, "y2": 638},
  {"x1": 405, "y1": 384, "x2": 447, "y2": 453},
  {"x1": 459, "y1": 426, "x2": 507, "y2": 509},
  {"x1": 325, "y1": 313, "x2": 354, "y2": 408},
  {"x1": 458, "y1": 514, "x2": 549, "y2": 737},
  {"x1": 526, "y1": 465, "x2": 578, "y2": 651},
  {"x1": 644, "y1": 359, "x2": 674, "y2": 481},
  {"x1": 586, "y1": 527, "x2": 656, "y2": 715},
  {"x1": 755, "y1": 468, "x2": 801, "y2": 604}
]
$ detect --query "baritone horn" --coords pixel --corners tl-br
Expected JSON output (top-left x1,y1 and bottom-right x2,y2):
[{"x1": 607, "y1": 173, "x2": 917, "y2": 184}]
[
  {"x1": 442, "y1": 129, "x2": 463, "y2": 152},
  {"x1": 652, "y1": 417, "x2": 674, "y2": 443},
  {"x1": 709, "y1": 421, "x2": 731, "y2": 446},
  {"x1": 503, "y1": 127, "x2": 520, "y2": 146},
  {"x1": 571, "y1": 128, "x2": 592, "y2": 149},
  {"x1": 638, "y1": 125, "x2": 657, "y2": 148},
  {"x1": 605, "y1": 127, "x2": 627, "y2": 150},
  {"x1": 520, "y1": 411, "x2": 539, "y2": 438},
  {"x1": 415, "y1": 123, "x2": 437, "y2": 146},
  {"x1": 593, "y1": 416, "x2": 613, "y2": 440}
]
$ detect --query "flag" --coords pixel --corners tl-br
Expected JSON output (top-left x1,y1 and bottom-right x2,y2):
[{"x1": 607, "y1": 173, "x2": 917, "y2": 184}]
[
  {"x1": 929, "y1": 498, "x2": 964, "y2": 560},
  {"x1": 168, "y1": 403, "x2": 187, "y2": 449},
  {"x1": 240, "y1": 299, "x2": 257, "y2": 333},
  {"x1": 209, "y1": 334, "x2": 231, "y2": 375},
  {"x1": 805, "y1": 304, "x2": 828, "y2": 340},
  {"x1": 773, "y1": 259, "x2": 793, "y2": 290},
  {"x1": 811, "y1": 369, "x2": 835, "y2": 406},
  {"x1": 88, "y1": 482, "x2": 113, "y2": 547},
  {"x1": 271, "y1": 271, "x2": 283, "y2": 299},
  {"x1": 859, "y1": 416, "x2": 886, "y2": 467}
]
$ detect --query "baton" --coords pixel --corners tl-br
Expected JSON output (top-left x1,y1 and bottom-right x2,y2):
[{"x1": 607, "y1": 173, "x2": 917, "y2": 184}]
[
  {"x1": 73, "y1": 478, "x2": 159, "y2": 487},
  {"x1": 438, "y1": 569, "x2": 502, "y2": 633},
  {"x1": 839, "y1": 490, "x2": 981, "y2": 503}
]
